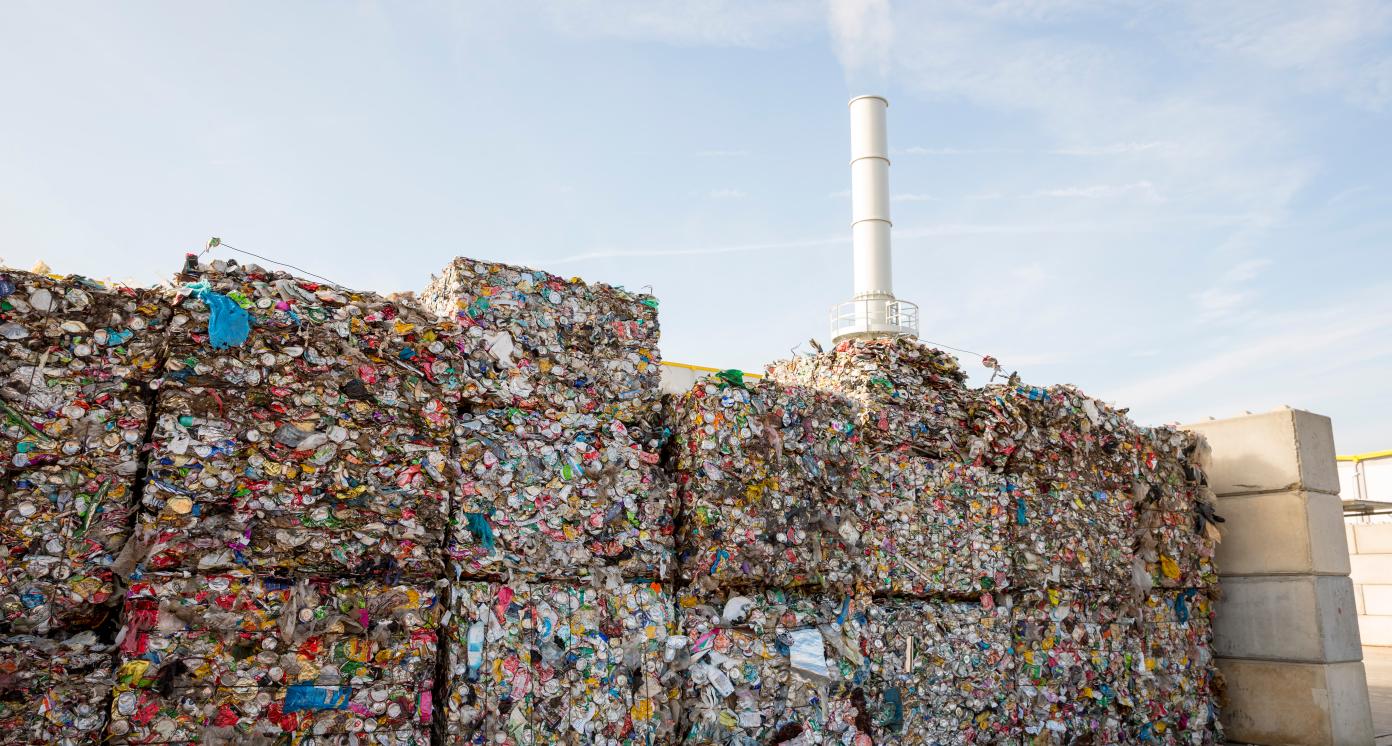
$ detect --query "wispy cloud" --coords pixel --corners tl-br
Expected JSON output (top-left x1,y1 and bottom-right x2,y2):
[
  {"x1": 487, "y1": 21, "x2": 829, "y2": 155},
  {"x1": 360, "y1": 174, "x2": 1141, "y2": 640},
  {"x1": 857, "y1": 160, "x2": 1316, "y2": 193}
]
[
  {"x1": 1192, "y1": 287, "x2": 1254, "y2": 319},
  {"x1": 1108, "y1": 286, "x2": 1392, "y2": 418},
  {"x1": 1182, "y1": 0, "x2": 1392, "y2": 111},
  {"x1": 1224, "y1": 258, "x2": 1272, "y2": 283},
  {"x1": 869, "y1": 0, "x2": 1312, "y2": 244},
  {"x1": 1031, "y1": 181, "x2": 1163, "y2": 201},
  {"x1": 526, "y1": 235, "x2": 843, "y2": 266},
  {"x1": 532, "y1": 219, "x2": 1183, "y2": 267},
  {"x1": 899, "y1": 146, "x2": 1001, "y2": 156},
  {"x1": 899, "y1": 141, "x2": 1174, "y2": 157},
  {"x1": 707, "y1": 188, "x2": 747, "y2": 199},
  {"x1": 1190, "y1": 257, "x2": 1274, "y2": 322},
  {"x1": 1050, "y1": 141, "x2": 1174, "y2": 156},
  {"x1": 892, "y1": 219, "x2": 1189, "y2": 238},
  {"x1": 1327, "y1": 185, "x2": 1376, "y2": 207},
  {"x1": 539, "y1": 0, "x2": 820, "y2": 48},
  {"x1": 1009, "y1": 262, "x2": 1049, "y2": 286},
  {"x1": 696, "y1": 149, "x2": 749, "y2": 158}
]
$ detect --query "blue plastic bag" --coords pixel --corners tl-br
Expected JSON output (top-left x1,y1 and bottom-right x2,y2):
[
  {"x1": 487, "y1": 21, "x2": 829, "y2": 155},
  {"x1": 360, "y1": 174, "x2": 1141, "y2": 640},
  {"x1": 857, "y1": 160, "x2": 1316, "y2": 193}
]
[{"x1": 185, "y1": 281, "x2": 251, "y2": 349}]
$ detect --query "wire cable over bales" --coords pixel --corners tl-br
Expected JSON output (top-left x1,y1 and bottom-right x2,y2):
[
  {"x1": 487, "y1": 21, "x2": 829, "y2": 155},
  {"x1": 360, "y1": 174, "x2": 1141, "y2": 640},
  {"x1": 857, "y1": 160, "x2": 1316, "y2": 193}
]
[{"x1": 200, "y1": 237, "x2": 345, "y2": 288}]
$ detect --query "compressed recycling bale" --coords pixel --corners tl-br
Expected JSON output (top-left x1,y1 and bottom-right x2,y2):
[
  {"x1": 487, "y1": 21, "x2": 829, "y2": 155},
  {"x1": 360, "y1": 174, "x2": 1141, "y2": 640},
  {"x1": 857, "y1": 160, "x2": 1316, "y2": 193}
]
[
  {"x1": 676, "y1": 592, "x2": 1018, "y2": 745},
  {"x1": 1000, "y1": 384, "x2": 1223, "y2": 593},
  {"x1": 962, "y1": 384, "x2": 1030, "y2": 473},
  {"x1": 996, "y1": 385, "x2": 1223, "y2": 740},
  {"x1": 863, "y1": 598, "x2": 1016, "y2": 744},
  {"x1": 998, "y1": 383, "x2": 1145, "y2": 490},
  {"x1": 0, "y1": 631, "x2": 113, "y2": 745},
  {"x1": 1131, "y1": 590, "x2": 1223, "y2": 745},
  {"x1": 855, "y1": 454, "x2": 1013, "y2": 597},
  {"x1": 1132, "y1": 428, "x2": 1209, "y2": 514},
  {"x1": 1012, "y1": 589, "x2": 1140, "y2": 744},
  {"x1": 0, "y1": 466, "x2": 131, "y2": 632},
  {"x1": 437, "y1": 581, "x2": 494, "y2": 743},
  {"x1": 0, "y1": 270, "x2": 169, "y2": 472},
  {"x1": 165, "y1": 257, "x2": 468, "y2": 391},
  {"x1": 135, "y1": 258, "x2": 462, "y2": 578},
  {"x1": 765, "y1": 338, "x2": 975, "y2": 458},
  {"x1": 669, "y1": 377, "x2": 864, "y2": 590},
  {"x1": 0, "y1": 352, "x2": 152, "y2": 474},
  {"x1": 421, "y1": 258, "x2": 662, "y2": 425},
  {"x1": 447, "y1": 408, "x2": 673, "y2": 579},
  {"x1": 107, "y1": 571, "x2": 438, "y2": 744},
  {"x1": 998, "y1": 386, "x2": 1141, "y2": 592},
  {"x1": 439, "y1": 578, "x2": 677, "y2": 745},
  {"x1": 0, "y1": 271, "x2": 172, "y2": 633},
  {"x1": 1135, "y1": 510, "x2": 1218, "y2": 590},
  {"x1": 1133, "y1": 429, "x2": 1221, "y2": 591},
  {"x1": 676, "y1": 589, "x2": 874, "y2": 746},
  {"x1": 1012, "y1": 481, "x2": 1137, "y2": 592},
  {"x1": 136, "y1": 384, "x2": 448, "y2": 579},
  {"x1": 162, "y1": 257, "x2": 467, "y2": 422}
]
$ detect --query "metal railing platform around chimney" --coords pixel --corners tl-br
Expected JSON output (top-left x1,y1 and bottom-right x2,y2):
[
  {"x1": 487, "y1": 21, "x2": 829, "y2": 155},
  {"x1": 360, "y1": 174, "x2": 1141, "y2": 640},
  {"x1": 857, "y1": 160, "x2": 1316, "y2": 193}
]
[{"x1": 829, "y1": 297, "x2": 920, "y2": 341}]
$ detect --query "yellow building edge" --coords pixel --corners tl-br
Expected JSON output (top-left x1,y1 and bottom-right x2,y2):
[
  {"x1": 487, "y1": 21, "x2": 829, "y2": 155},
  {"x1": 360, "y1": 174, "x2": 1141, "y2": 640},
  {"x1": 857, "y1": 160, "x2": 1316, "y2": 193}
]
[
  {"x1": 1338, "y1": 449, "x2": 1392, "y2": 463},
  {"x1": 661, "y1": 360, "x2": 763, "y2": 379}
]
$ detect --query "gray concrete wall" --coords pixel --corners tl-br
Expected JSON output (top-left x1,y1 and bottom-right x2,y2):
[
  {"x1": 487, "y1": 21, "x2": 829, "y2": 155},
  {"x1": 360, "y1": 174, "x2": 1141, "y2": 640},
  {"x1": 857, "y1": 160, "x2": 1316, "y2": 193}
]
[
  {"x1": 1187, "y1": 408, "x2": 1373, "y2": 745},
  {"x1": 1347, "y1": 522, "x2": 1392, "y2": 647}
]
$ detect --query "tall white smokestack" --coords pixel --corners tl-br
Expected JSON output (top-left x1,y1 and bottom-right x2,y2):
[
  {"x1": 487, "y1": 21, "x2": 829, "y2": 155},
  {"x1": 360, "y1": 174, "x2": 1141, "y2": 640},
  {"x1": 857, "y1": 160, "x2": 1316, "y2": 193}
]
[{"x1": 830, "y1": 95, "x2": 919, "y2": 344}]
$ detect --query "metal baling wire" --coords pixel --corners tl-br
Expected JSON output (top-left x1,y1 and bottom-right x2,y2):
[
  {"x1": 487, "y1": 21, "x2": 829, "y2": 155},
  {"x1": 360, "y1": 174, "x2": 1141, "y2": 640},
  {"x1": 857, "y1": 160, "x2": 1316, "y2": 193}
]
[
  {"x1": 19, "y1": 348, "x2": 54, "y2": 445},
  {"x1": 201, "y1": 238, "x2": 442, "y2": 384},
  {"x1": 914, "y1": 337, "x2": 1017, "y2": 382},
  {"x1": 199, "y1": 237, "x2": 347, "y2": 289},
  {"x1": 918, "y1": 338, "x2": 988, "y2": 360}
]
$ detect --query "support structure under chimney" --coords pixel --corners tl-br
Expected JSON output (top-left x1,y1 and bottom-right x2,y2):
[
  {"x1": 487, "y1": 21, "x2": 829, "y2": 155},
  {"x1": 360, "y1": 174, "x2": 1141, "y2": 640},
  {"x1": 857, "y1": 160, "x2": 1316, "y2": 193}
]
[{"x1": 830, "y1": 95, "x2": 919, "y2": 344}]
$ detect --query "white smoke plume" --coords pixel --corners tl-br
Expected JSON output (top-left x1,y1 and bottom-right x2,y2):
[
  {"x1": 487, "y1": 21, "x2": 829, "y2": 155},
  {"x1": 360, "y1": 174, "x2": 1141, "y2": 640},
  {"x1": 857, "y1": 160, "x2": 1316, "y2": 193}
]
[{"x1": 827, "y1": 0, "x2": 894, "y2": 86}]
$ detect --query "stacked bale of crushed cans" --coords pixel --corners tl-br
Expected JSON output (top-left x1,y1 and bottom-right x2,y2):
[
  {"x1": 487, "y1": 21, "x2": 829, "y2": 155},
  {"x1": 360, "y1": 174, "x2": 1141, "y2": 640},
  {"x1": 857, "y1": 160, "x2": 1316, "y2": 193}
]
[
  {"x1": 0, "y1": 269, "x2": 172, "y2": 744},
  {"x1": 423, "y1": 258, "x2": 678, "y2": 744},
  {"x1": 106, "y1": 257, "x2": 461, "y2": 744},
  {"x1": 0, "y1": 255, "x2": 1222, "y2": 745},
  {"x1": 661, "y1": 338, "x2": 1223, "y2": 744}
]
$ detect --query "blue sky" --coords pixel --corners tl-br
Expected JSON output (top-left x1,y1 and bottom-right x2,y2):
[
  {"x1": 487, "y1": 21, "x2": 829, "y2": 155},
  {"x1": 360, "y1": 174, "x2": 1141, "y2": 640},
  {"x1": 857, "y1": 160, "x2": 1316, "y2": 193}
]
[{"x1": 2, "y1": 1, "x2": 1390, "y2": 452}]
